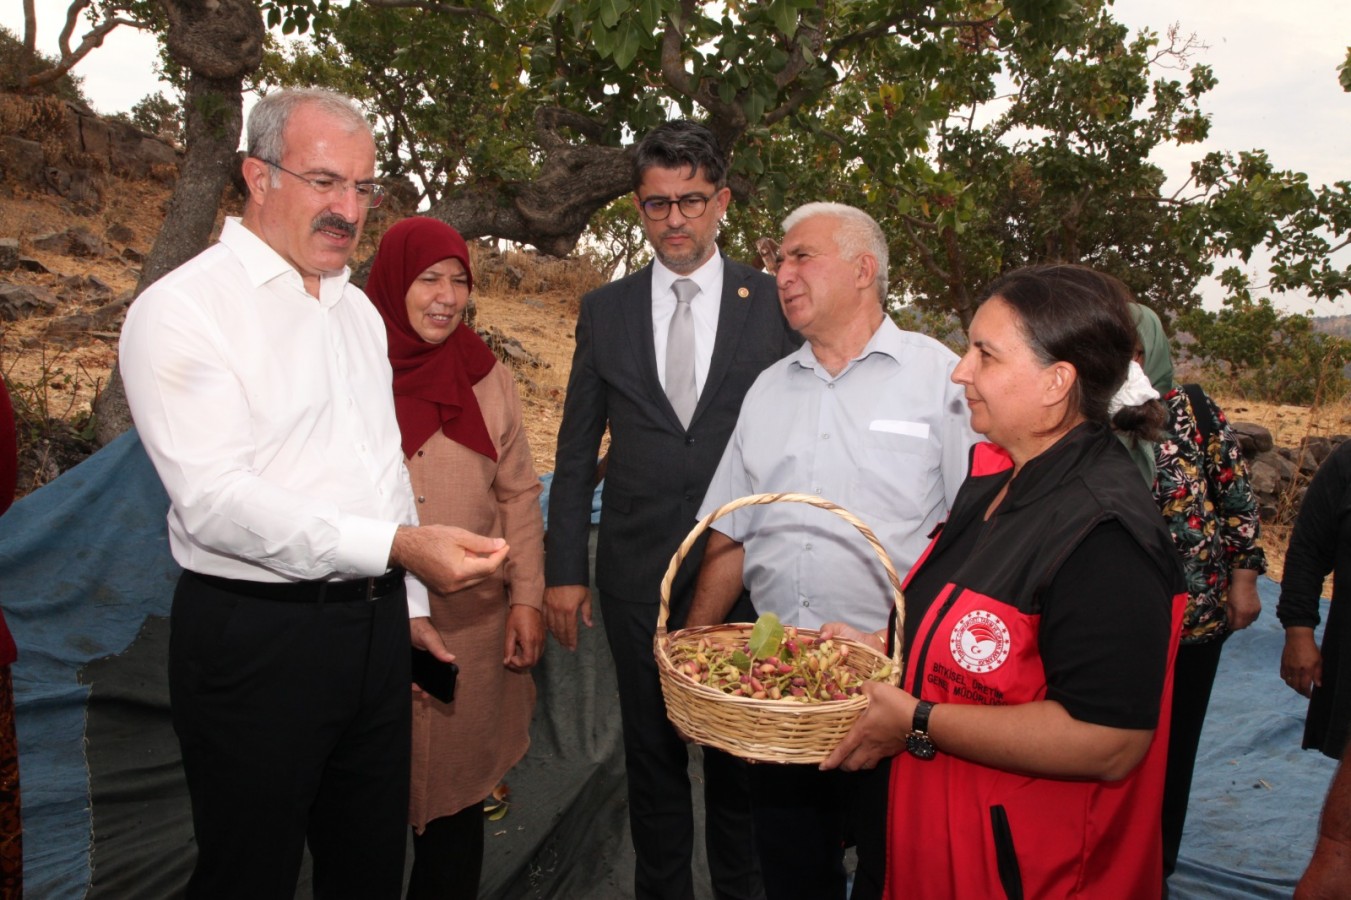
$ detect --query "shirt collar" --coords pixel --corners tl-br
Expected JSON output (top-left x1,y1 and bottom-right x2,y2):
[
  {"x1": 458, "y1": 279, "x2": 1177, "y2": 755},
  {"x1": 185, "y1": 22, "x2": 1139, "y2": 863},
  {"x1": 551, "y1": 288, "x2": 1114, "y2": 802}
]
[
  {"x1": 219, "y1": 217, "x2": 353, "y2": 305},
  {"x1": 790, "y1": 315, "x2": 905, "y2": 375},
  {"x1": 651, "y1": 252, "x2": 724, "y2": 304}
]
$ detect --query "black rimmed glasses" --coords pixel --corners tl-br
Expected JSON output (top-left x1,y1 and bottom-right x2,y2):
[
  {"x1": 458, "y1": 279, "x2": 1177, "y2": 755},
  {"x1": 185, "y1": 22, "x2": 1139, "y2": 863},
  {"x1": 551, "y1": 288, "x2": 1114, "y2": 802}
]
[
  {"x1": 638, "y1": 193, "x2": 711, "y2": 221},
  {"x1": 256, "y1": 158, "x2": 385, "y2": 208}
]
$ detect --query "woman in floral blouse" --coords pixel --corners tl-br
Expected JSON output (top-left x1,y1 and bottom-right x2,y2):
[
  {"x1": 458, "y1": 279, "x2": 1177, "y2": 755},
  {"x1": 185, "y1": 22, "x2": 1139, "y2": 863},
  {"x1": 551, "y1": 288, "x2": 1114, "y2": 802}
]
[{"x1": 1134, "y1": 304, "x2": 1266, "y2": 882}]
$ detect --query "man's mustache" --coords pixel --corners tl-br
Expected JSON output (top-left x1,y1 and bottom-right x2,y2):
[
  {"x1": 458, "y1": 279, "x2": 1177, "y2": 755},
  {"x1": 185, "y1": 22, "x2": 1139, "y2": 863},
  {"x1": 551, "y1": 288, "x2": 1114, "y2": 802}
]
[{"x1": 311, "y1": 213, "x2": 357, "y2": 238}]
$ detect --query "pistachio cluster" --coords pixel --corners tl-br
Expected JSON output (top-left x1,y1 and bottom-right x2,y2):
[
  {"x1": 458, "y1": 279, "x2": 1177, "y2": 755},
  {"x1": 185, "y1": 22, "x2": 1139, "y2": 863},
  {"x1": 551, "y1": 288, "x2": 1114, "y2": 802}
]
[{"x1": 670, "y1": 618, "x2": 890, "y2": 702}]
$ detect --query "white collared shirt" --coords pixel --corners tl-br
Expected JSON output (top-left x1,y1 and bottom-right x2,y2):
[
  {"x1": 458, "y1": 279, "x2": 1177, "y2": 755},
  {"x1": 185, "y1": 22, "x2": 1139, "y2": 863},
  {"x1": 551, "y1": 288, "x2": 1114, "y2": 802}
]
[
  {"x1": 651, "y1": 253, "x2": 724, "y2": 395},
  {"x1": 119, "y1": 217, "x2": 430, "y2": 616}
]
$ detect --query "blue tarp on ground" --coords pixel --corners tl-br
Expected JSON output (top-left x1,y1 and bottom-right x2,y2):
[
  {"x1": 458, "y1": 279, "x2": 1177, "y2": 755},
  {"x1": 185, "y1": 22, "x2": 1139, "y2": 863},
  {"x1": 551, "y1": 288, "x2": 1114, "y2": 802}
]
[{"x1": 0, "y1": 431, "x2": 1337, "y2": 897}]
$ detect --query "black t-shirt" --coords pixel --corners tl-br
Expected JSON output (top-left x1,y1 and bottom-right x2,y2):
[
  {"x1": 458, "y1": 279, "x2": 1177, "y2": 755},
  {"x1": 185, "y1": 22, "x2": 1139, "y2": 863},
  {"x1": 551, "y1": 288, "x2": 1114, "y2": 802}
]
[{"x1": 903, "y1": 517, "x2": 1172, "y2": 730}]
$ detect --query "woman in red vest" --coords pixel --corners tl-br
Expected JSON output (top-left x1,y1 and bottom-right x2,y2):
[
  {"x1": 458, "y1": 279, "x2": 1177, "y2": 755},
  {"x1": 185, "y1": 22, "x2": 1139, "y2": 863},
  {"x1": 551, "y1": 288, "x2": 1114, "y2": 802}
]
[{"x1": 823, "y1": 265, "x2": 1186, "y2": 899}]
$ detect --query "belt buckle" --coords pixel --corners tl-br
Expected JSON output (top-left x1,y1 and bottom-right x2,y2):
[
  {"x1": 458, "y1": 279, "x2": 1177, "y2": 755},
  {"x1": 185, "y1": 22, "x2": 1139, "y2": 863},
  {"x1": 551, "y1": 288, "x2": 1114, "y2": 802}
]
[{"x1": 366, "y1": 576, "x2": 376, "y2": 602}]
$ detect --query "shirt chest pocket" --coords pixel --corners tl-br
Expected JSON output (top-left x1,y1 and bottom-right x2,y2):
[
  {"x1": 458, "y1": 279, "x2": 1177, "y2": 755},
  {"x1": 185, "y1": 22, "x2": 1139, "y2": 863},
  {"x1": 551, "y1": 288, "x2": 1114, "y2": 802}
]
[{"x1": 847, "y1": 426, "x2": 940, "y2": 520}]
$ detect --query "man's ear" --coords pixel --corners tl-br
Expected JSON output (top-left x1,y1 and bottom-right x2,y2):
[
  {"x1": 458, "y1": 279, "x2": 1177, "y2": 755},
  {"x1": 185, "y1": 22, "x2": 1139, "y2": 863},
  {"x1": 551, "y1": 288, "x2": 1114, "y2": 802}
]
[
  {"x1": 711, "y1": 185, "x2": 732, "y2": 220},
  {"x1": 240, "y1": 156, "x2": 271, "y2": 206},
  {"x1": 855, "y1": 252, "x2": 879, "y2": 291}
]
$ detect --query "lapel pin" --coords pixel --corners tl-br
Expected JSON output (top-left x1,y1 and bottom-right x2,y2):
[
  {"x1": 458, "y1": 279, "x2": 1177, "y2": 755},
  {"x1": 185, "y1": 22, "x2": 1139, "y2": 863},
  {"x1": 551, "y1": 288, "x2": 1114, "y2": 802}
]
[{"x1": 738, "y1": 287, "x2": 750, "y2": 298}]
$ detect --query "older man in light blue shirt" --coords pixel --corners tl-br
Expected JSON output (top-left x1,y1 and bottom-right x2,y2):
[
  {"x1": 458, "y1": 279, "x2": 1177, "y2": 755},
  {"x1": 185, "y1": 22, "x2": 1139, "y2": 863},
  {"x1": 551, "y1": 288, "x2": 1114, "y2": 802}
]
[{"x1": 685, "y1": 201, "x2": 977, "y2": 900}]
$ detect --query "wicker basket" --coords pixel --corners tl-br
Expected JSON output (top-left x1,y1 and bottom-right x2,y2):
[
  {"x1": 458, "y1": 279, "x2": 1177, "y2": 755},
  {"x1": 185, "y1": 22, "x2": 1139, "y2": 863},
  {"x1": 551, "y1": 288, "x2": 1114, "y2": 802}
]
[{"x1": 654, "y1": 492, "x2": 904, "y2": 764}]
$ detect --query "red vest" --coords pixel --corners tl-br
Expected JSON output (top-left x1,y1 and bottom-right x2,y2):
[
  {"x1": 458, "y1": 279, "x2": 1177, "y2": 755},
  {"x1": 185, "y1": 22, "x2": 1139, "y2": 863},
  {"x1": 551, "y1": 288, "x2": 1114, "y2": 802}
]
[{"x1": 887, "y1": 429, "x2": 1185, "y2": 899}]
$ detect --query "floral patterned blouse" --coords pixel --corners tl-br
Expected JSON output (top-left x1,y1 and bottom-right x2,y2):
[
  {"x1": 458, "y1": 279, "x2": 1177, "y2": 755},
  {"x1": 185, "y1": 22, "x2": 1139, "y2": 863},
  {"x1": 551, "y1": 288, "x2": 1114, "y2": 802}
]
[{"x1": 1153, "y1": 386, "x2": 1267, "y2": 643}]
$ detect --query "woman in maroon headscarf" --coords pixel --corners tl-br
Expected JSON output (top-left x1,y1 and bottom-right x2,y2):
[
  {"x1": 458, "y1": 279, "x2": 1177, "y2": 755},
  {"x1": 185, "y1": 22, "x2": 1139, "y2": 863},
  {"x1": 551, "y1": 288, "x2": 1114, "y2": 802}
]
[{"x1": 367, "y1": 217, "x2": 545, "y2": 899}]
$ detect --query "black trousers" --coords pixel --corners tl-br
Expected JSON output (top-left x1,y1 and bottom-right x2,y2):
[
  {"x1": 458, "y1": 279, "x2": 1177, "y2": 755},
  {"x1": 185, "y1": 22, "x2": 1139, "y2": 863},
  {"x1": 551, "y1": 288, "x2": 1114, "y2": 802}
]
[
  {"x1": 747, "y1": 759, "x2": 889, "y2": 900},
  {"x1": 600, "y1": 590, "x2": 764, "y2": 900},
  {"x1": 406, "y1": 802, "x2": 484, "y2": 900},
  {"x1": 1163, "y1": 636, "x2": 1227, "y2": 878},
  {"x1": 169, "y1": 571, "x2": 412, "y2": 900}
]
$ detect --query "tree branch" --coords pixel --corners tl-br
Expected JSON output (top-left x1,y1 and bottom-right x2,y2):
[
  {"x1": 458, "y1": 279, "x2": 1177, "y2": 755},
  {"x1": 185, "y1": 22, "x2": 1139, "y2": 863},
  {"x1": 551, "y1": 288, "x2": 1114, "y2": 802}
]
[
  {"x1": 19, "y1": 0, "x2": 149, "y2": 91},
  {"x1": 900, "y1": 214, "x2": 950, "y2": 281},
  {"x1": 360, "y1": 0, "x2": 502, "y2": 26},
  {"x1": 659, "y1": 3, "x2": 698, "y2": 98}
]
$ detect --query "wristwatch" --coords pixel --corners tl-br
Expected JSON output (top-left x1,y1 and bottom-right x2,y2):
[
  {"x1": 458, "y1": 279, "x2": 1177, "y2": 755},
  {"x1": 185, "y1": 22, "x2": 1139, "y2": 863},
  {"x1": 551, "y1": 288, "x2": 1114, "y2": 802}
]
[{"x1": 905, "y1": 700, "x2": 937, "y2": 760}]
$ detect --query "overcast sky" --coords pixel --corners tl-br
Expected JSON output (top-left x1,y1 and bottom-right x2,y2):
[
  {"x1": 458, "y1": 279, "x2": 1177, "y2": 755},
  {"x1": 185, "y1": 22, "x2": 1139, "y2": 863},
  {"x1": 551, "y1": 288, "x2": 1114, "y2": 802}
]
[{"x1": 6, "y1": 1, "x2": 1348, "y2": 311}]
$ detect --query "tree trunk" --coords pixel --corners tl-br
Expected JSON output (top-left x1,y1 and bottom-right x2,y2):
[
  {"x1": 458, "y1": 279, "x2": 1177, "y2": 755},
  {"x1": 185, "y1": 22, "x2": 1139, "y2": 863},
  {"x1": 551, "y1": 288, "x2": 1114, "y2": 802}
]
[
  {"x1": 94, "y1": 0, "x2": 263, "y2": 446},
  {"x1": 424, "y1": 106, "x2": 635, "y2": 257}
]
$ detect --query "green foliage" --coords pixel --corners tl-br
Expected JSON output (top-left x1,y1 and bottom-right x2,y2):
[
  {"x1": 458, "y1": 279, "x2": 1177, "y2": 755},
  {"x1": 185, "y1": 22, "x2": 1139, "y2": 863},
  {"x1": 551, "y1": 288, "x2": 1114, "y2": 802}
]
[
  {"x1": 258, "y1": 3, "x2": 536, "y2": 204},
  {"x1": 110, "y1": 91, "x2": 184, "y2": 143},
  {"x1": 869, "y1": 7, "x2": 1222, "y2": 324},
  {"x1": 1191, "y1": 151, "x2": 1351, "y2": 307},
  {"x1": 583, "y1": 197, "x2": 650, "y2": 281},
  {"x1": 1339, "y1": 47, "x2": 1351, "y2": 93},
  {"x1": 117, "y1": 1, "x2": 1351, "y2": 338},
  {"x1": 0, "y1": 25, "x2": 88, "y2": 103},
  {"x1": 1175, "y1": 285, "x2": 1351, "y2": 406}
]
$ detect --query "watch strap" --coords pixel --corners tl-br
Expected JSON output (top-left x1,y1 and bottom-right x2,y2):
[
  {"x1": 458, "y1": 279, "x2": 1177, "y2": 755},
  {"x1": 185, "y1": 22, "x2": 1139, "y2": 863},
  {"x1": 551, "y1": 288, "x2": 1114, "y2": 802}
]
[{"x1": 912, "y1": 699, "x2": 935, "y2": 735}]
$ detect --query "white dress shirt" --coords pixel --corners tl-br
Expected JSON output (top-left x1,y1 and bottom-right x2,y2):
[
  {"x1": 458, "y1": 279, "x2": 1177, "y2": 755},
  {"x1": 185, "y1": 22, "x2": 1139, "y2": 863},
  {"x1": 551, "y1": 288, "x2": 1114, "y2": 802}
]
[
  {"x1": 699, "y1": 317, "x2": 978, "y2": 632},
  {"x1": 120, "y1": 218, "x2": 430, "y2": 616},
  {"x1": 651, "y1": 253, "x2": 723, "y2": 396}
]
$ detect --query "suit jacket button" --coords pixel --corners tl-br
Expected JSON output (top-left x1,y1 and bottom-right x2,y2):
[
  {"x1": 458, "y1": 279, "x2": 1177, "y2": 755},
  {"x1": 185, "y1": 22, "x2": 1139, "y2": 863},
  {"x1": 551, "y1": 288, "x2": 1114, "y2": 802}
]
[{"x1": 685, "y1": 436, "x2": 695, "y2": 446}]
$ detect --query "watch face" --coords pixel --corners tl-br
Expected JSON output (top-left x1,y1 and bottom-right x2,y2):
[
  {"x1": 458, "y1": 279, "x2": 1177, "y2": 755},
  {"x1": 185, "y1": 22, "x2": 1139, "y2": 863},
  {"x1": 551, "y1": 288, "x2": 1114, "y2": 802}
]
[{"x1": 906, "y1": 732, "x2": 936, "y2": 761}]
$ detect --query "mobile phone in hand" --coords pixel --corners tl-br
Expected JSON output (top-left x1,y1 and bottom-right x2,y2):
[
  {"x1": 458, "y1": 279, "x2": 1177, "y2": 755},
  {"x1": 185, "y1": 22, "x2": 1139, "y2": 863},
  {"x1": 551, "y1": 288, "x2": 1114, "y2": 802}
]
[{"x1": 411, "y1": 648, "x2": 458, "y2": 703}]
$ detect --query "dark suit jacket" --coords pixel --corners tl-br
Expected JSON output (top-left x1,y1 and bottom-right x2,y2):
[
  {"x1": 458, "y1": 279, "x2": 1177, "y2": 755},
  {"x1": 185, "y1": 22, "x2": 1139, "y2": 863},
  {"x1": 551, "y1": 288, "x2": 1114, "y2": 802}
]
[{"x1": 546, "y1": 257, "x2": 799, "y2": 613}]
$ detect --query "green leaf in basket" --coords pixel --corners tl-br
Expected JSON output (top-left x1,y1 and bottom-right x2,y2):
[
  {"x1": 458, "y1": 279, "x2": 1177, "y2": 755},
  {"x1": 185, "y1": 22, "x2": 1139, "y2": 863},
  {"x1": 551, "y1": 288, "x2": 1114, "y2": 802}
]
[
  {"x1": 731, "y1": 649, "x2": 753, "y2": 672},
  {"x1": 748, "y1": 612, "x2": 784, "y2": 660}
]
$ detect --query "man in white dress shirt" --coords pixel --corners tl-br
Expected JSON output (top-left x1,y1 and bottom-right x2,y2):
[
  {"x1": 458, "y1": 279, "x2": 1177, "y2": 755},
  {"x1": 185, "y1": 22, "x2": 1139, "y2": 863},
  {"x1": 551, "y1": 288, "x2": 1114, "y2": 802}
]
[
  {"x1": 119, "y1": 87, "x2": 507, "y2": 899},
  {"x1": 687, "y1": 202, "x2": 977, "y2": 900}
]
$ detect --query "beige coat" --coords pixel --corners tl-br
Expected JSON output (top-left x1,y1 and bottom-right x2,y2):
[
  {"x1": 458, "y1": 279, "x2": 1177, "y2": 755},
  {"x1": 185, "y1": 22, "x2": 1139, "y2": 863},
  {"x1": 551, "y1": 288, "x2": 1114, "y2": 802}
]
[{"x1": 406, "y1": 361, "x2": 545, "y2": 828}]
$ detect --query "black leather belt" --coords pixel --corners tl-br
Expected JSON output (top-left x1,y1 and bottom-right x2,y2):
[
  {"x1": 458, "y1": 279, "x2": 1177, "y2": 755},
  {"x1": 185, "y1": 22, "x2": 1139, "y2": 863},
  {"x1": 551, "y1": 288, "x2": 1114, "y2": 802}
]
[{"x1": 193, "y1": 568, "x2": 406, "y2": 603}]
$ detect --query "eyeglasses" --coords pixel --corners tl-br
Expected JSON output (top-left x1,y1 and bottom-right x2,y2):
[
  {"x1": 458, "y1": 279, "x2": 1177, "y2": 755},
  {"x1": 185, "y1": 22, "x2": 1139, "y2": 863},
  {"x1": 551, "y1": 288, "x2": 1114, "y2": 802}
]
[
  {"x1": 256, "y1": 158, "x2": 385, "y2": 208},
  {"x1": 638, "y1": 194, "x2": 711, "y2": 221}
]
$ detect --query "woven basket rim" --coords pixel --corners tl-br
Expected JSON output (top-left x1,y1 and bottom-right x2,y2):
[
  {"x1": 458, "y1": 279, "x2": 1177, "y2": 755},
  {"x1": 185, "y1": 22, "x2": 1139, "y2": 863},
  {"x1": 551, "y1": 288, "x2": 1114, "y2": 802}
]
[{"x1": 653, "y1": 492, "x2": 906, "y2": 763}]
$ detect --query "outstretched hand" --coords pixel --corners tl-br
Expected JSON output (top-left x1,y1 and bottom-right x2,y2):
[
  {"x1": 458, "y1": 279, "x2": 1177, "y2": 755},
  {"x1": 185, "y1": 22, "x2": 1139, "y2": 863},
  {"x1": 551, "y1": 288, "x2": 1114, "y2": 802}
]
[{"x1": 391, "y1": 524, "x2": 509, "y2": 595}]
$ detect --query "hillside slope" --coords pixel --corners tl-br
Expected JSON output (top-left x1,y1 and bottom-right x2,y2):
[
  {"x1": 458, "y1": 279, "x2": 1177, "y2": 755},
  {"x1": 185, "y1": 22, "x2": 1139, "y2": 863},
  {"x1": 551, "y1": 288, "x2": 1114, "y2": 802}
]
[{"x1": 0, "y1": 171, "x2": 591, "y2": 492}]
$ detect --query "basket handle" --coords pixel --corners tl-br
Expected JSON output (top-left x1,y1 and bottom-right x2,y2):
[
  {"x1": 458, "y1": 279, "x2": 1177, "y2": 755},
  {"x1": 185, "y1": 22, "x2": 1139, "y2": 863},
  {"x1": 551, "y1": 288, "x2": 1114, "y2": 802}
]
[{"x1": 657, "y1": 491, "x2": 904, "y2": 674}]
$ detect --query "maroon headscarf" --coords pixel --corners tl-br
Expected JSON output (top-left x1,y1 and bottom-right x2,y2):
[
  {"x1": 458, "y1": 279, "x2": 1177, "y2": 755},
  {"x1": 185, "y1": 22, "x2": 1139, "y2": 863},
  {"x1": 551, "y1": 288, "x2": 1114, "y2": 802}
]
[{"x1": 366, "y1": 216, "x2": 499, "y2": 461}]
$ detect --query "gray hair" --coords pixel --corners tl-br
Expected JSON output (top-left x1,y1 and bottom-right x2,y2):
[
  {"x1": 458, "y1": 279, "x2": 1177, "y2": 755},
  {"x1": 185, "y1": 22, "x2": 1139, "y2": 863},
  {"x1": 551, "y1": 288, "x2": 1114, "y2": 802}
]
[
  {"x1": 782, "y1": 202, "x2": 889, "y2": 301},
  {"x1": 247, "y1": 88, "x2": 372, "y2": 186}
]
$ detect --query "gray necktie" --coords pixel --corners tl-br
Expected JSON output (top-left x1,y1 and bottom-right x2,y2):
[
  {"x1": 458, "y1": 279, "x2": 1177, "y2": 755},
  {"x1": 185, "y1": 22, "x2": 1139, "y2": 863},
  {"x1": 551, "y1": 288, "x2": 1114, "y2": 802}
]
[{"x1": 665, "y1": 278, "x2": 699, "y2": 428}]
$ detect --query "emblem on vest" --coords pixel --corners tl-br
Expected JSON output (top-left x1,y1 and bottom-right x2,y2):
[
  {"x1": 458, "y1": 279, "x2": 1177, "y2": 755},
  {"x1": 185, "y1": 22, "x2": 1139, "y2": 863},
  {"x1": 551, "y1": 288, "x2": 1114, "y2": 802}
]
[{"x1": 949, "y1": 610, "x2": 1011, "y2": 674}]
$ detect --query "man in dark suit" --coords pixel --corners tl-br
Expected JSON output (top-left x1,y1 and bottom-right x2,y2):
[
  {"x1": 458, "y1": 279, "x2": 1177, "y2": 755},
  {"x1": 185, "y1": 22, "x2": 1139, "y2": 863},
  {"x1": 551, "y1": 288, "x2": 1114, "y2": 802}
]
[{"x1": 544, "y1": 121, "x2": 798, "y2": 900}]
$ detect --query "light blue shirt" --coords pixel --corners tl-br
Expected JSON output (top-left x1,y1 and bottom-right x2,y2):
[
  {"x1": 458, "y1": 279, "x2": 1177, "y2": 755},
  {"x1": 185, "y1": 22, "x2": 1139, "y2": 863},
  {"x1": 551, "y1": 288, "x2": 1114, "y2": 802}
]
[{"x1": 699, "y1": 317, "x2": 977, "y2": 632}]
